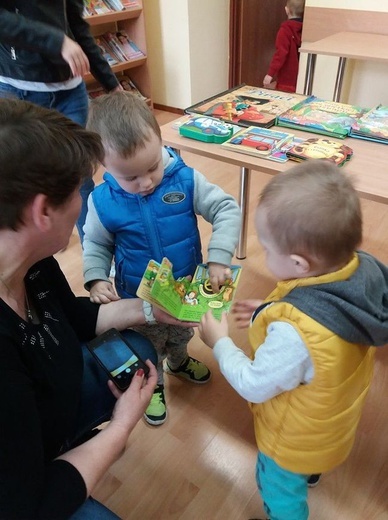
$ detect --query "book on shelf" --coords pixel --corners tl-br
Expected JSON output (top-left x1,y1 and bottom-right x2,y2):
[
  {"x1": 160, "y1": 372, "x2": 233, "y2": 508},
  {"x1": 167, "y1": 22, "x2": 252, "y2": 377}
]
[
  {"x1": 84, "y1": 0, "x2": 112, "y2": 15},
  {"x1": 277, "y1": 96, "x2": 369, "y2": 139},
  {"x1": 104, "y1": 0, "x2": 125, "y2": 11},
  {"x1": 185, "y1": 84, "x2": 310, "y2": 129},
  {"x1": 286, "y1": 137, "x2": 353, "y2": 167},
  {"x1": 114, "y1": 30, "x2": 144, "y2": 60},
  {"x1": 121, "y1": 0, "x2": 140, "y2": 7},
  {"x1": 221, "y1": 126, "x2": 294, "y2": 158},
  {"x1": 350, "y1": 105, "x2": 388, "y2": 144},
  {"x1": 178, "y1": 115, "x2": 240, "y2": 143},
  {"x1": 118, "y1": 75, "x2": 147, "y2": 100},
  {"x1": 95, "y1": 36, "x2": 119, "y2": 65},
  {"x1": 88, "y1": 86, "x2": 107, "y2": 99},
  {"x1": 101, "y1": 32, "x2": 128, "y2": 62},
  {"x1": 136, "y1": 258, "x2": 242, "y2": 322}
]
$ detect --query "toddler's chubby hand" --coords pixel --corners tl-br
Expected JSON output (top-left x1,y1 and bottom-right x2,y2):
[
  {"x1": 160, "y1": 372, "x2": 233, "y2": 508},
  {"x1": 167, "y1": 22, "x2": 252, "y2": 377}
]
[
  {"x1": 207, "y1": 262, "x2": 232, "y2": 294},
  {"x1": 89, "y1": 280, "x2": 120, "y2": 304},
  {"x1": 199, "y1": 310, "x2": 229, "y2": 348},
  {"x1": 232, "y1": 299, "x2": 263, "y2": 329}
]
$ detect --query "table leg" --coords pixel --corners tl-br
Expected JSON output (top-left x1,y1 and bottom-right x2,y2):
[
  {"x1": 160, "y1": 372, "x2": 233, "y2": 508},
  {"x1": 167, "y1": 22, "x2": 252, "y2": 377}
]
[
  {"x1": 333, "y1": 57, "x2": 347, "y2": 102},
  {"x1": 303, "y1": 53, "x2": 317, "y2": 96},
  {"x1": 236, "y1": 167, "x2": 251, "y2": 260}
]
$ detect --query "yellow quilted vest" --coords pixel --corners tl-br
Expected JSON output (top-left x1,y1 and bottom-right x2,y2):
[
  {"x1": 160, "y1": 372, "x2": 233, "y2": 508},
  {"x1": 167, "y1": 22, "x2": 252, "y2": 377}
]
[{"x1": 249, "y1": 254, "x2": 375, "y2": 474}]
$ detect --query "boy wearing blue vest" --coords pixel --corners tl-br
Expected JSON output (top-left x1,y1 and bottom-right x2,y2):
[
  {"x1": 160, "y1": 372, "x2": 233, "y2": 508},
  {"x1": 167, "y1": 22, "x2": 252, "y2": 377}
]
[
  {"x1": 83, "y1": 91, "x2": 241, "y2": 426},
  {"x1": 199, "y1": 161, "x2": 388, "y2": 520}
]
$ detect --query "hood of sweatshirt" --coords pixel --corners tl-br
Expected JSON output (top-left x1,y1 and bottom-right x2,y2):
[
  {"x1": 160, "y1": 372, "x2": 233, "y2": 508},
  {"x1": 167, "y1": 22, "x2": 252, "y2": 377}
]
[{"x1": 282, "y1": 251, "x2": 388, "y2": 346}]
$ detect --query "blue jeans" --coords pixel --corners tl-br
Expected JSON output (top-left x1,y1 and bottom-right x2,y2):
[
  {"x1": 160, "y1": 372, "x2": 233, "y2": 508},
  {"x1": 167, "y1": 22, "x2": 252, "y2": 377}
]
[
  {"x1": 0, "y1": 81, "x2": 93, "y2": 242},
  {"x1": 256, "y1": 452, "x2": 309, "y2": 520},
  {"x1": 65, "y1": 330, "x2": 157, "y2": 520}
]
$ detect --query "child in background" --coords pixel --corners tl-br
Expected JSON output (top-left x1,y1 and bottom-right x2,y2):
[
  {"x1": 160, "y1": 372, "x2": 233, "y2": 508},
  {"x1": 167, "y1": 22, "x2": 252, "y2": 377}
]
[
  {"x1": 83, "y1": 91, "x2": 241, "y2": 426},
  {"x1": 199, "y1": 161, "x2": 388, "y2": 520},
  {"x1": 263, "y1": 0, "x2": 305, "y2": 93}
]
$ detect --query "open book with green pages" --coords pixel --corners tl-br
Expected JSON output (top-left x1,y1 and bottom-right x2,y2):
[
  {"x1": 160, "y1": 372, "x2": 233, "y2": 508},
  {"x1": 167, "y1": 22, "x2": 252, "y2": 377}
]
[
  {"x1": 136, "y1": 258, "x2": 242, "y2": 322},
  {"x1": 277, "y1": 96, "x2": 369, "y2": 139}
]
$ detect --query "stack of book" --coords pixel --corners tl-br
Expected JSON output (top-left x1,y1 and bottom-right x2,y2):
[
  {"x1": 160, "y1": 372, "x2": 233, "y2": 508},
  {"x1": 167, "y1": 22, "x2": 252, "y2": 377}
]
[
  {"x1": 277, "y1": 96, "x2": 369, "y2": 139},
  {"x1": 349, "y1": 105, "x2": 388, "y2": 144},
  {"x1": 286, "y1": 137, "x2": 353, "y2": 167},
  {"x1": 185, "y1": 84, "x2": 310, "y2": 129},
  {"x1": 221, "y1": 126, "x2": 295, "y2": 161},
  {"x1": 83, "y1": 0, "x2": 139, "y2": 16},
  {"x1": 95, "y1": 31, "x2": 144, "y2": 65}
]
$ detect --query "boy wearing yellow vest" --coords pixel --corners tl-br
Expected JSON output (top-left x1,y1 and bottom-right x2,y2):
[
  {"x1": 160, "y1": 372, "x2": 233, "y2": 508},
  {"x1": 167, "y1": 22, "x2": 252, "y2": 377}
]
[{"x1": 199, "y1": 161, "x2": 388, "y2": 520}]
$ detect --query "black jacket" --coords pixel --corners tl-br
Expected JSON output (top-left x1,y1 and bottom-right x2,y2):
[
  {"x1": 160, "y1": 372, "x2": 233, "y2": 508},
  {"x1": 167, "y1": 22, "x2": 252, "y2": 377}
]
[{"x1": 0, "y1": 0, "x2": 119, "y2": 90}]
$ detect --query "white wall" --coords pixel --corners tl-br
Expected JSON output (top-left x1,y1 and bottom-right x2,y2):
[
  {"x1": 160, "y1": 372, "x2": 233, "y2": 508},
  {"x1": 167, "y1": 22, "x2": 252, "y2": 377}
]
[
  {"x1": 297, "y1": 1, "x2": 388, "y2": 107},
  {"x1": 143, "y1": 0, "x2": 229, "y2": 109}
]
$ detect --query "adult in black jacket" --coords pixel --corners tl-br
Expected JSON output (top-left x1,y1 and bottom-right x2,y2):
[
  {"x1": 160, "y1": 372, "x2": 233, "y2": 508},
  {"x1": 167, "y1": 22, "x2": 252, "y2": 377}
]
[
  {"x1": 0, "y1": 0, "x2": 121, "y2": 240},
  {"x1": 0, "y1": 98, "x2": 193, "y2": 519}
]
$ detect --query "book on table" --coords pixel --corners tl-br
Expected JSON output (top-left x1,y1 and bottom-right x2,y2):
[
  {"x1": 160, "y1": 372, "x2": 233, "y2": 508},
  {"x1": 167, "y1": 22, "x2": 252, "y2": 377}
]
[
  {"x1": 221, "y1": 126, "x2": 294, "y2": 158},
  {"x1": 185, "y1": 84, "x2": 310, "y2": 129},
  {"x1": 286, "y1": 137, "x2": 353, "y2": 167},
  {"x1": 277, "y1": 96, "x2": 369, "y2": 139},
  {"x1": 136, "y1": 258, "x2": 242, "y2": 322},
  {"x1": 178, "y1": 115, "x2": 240, "y2": 143},
  {"x1": 350, "y1": 104, "x2": 388, "y2": 144}
]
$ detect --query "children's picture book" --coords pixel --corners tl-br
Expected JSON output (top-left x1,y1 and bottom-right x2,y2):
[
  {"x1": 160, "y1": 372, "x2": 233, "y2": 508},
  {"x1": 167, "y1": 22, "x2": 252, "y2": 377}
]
[
  {"x1": 277, "y1": 96, "x2": 369, "y2": 139},
  {"x1": 286, "y1": 137, "x2": 353, "y2": 167},
  {"x1": 179, "y1": 115, "x2": 240, "y2": 143},
  {"x1": 114, "y1": 30, "x2": 144, "y2": 60},
  {"x1": 185, "y1": 84, "x2": 310, "y2": 129},
  {"x1": 221, "y1": 126, "x2": 294, "y2": 157},
  {"x1": 101, "y1": 32, "x2": 128, "y2": 62},
  {"x1": 95, "y1": 36, "x2": 119, "y2": 66},
  {"x1": 118, "y1": 75, "x2": 147, "y2": 100},
  {"x1": 104, "y1": 0, "x2": 125, "y2": 10},
  {"x1": 136, "y1": 258, "x2": 242, "y2": 322},
  {"x1": 86, "y1": 0, "x2": 112, "y2": 15},
  {"x1": 121, "y1": 0, "x2": 140, "y2": 7},
  {"x1": 350, "y1": 105, "x2": 388, "y2": 144}
]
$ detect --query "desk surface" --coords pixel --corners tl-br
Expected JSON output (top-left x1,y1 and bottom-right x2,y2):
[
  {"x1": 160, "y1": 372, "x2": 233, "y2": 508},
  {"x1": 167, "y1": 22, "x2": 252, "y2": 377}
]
[
  {"x1": 161, "y1": 118, "x2": 388, "y2": 205},
  {"x1": 299, "y1": 31, "x2": 388, "y2": 62}
]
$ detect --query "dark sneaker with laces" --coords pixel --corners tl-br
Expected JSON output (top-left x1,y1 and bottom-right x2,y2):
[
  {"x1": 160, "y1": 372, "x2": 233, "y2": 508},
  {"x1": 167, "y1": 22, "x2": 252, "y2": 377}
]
[
  {"x1": 163, "y1": 356, "x2": 211, "y2": 384},
  {"x1": 308, "y1": 473, "x2": 321, "y2": 487},
  {"x1": 144, "y1": 385, "x2": 167, "y2": 426}
]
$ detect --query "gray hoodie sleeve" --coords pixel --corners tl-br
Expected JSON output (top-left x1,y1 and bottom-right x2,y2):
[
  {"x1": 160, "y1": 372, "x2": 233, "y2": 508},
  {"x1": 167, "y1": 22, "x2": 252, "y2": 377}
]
[
  {"x1": 82, "y1": 195, "x2": 115, "y2": 290},
  {"x1": 193, "y1": 170, "x2": 241, "y2": 266}
]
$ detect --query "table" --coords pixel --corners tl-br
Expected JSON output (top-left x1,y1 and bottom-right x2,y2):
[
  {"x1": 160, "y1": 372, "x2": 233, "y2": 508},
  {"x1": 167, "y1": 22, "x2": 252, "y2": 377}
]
[
  {"x1": 161, "y1": 117, "x2": 388, "y2": 259},
  {"x1": 299, "y1": 32, "x2": 388, "y2": 102}
]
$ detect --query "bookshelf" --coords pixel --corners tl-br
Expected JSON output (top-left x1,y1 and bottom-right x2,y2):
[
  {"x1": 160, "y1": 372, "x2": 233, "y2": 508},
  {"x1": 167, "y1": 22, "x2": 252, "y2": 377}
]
[{"x1": 84, "y1": 1, "x2": 152, "y2": 105}]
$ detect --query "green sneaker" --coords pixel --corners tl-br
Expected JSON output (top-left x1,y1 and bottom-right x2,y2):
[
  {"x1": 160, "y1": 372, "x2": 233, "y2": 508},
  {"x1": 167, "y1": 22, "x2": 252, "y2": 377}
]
[
  {"x1": 163, "y1": 356, "x2": 211, "y2": 384},
  {"x1": 144, "y1": 385, "x2": 167, "y2": 426}
]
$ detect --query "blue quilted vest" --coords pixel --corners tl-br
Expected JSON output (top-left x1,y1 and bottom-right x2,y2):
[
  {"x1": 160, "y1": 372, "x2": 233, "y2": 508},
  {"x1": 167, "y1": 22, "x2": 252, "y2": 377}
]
[{"x1": 92, "y1": 149, "x2": 202, "y2": 298}]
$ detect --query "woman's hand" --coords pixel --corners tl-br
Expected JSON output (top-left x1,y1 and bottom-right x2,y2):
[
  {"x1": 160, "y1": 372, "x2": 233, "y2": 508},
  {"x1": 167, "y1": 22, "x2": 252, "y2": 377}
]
[
  {"x1": 108, "y1": 360, "x2": 157, "y2": 429},
  {"x1": 199, "y1": 311, "x2": 229, "y2": 348},
  {"x1": 61, "y1": 35, "x2": 90, "y2": 77},
  {"x1": 231, "y1": 299, "x2": 263, "y2": 328}
]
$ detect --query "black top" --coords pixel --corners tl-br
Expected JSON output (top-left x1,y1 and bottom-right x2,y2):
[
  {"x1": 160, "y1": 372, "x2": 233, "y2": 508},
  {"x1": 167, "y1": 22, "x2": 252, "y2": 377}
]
[
  {"x1": 0, "y1": 0, "x2": 119, "y2": 90},
  {"x1": 0, "y1": 256, "x2": 100, "y2": 519}
]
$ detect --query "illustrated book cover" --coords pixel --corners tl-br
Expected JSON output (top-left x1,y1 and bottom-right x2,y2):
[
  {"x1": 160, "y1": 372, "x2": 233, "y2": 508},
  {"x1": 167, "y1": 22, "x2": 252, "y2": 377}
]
[
  {"x1": 350, "y1": 104, "x2": 388, "y2": 144},
  {"x1": 221, "y1": 126, "x2": 294, "y2": 158},
  {"x1": 178, "y1": 115, "x2": 240, "y2": 143},
  {"x1": 114, "y1": 30, "x2": 144, "y2": 60},
  {"x1": 185, "y1": 84, "x2": 310, "y2": 129},
  {"x1": 277, "y1": 96, "x2": 369, "y2": 139},
  {"x1": 118, "y1": 76, "x2": 146, "y2": 100},
  {"x1": 136, "y1": 258, "x2": 242, "y2": 322},
  {"x1": 286, "y1": 137, "x2": 353, "y2": 167}
]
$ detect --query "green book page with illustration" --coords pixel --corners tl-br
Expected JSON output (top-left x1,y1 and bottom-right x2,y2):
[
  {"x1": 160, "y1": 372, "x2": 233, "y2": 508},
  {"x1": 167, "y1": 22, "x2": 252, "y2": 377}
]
[{"x1": 136, "y1": 258, "x2": 242, "y2": 322}]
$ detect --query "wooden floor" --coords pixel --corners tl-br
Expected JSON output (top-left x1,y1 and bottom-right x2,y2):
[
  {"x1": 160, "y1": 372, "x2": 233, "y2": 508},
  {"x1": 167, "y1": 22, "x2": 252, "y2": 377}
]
[{"x1": 56, "y1": 110, "x2": 388, "y2": 520}]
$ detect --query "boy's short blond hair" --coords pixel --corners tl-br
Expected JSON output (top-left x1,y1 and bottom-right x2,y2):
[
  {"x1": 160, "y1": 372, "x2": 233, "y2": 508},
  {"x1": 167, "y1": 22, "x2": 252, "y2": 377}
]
[
  {"x1": 287, "y1": 0, "x2": 305, "y2": 18},
  {"x1": 87, "y1": 91, "x2": 161, "y2": 157},
  {"x1": 258, "y1": 161, "x2": 362, "y2": 268}
]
